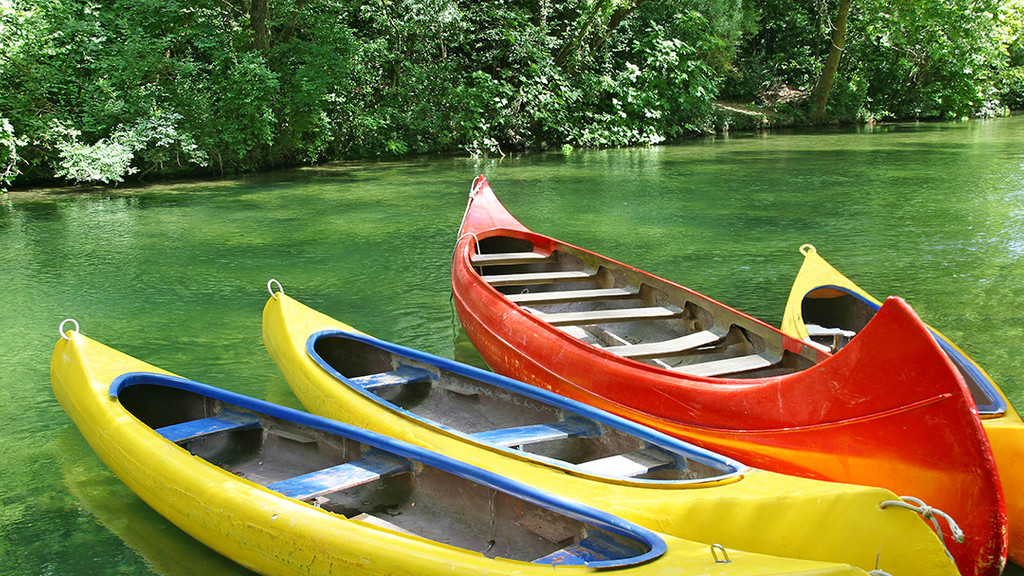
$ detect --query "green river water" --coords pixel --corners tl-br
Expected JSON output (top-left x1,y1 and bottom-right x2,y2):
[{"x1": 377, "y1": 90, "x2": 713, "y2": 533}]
[{"x1": 3, "y1": 115, "x2": 1024, "y2": 575}]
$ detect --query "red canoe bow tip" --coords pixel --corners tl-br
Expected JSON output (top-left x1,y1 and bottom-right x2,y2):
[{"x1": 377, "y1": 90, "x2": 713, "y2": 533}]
[{"x1": 460, "y1": 177, "x2": 531, "y2": 237}]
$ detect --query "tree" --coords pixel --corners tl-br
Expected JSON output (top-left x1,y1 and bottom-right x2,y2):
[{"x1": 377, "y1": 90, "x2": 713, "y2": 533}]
[{"x1": 809, "y1": 0, "x2": 851, "y2": 122}]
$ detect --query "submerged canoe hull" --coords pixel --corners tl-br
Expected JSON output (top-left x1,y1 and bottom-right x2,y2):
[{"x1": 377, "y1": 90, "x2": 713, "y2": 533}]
[
  {"x1": 782, "y1": 243, "x2": 1024, "y2": 564},
  {"x1": 263, "y1": 290, "x2": 962, "y2": 576},
  {"x1": 451, "y1": 176, "x2": 1006, "y2": 576}
]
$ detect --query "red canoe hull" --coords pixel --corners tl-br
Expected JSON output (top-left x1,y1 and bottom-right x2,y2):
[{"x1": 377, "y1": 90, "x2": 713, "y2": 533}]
[{"x1": 452, "y1": 175, "x2": 1006, "y2": 576}]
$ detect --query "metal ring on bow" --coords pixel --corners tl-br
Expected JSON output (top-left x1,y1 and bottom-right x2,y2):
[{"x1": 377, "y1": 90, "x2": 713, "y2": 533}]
[
  {"x1": 267, "y1": 278, "x2": 284, "y2": 300},
  {"x1": 59, "y1": 318, "x2": 80, "y2": 340}
]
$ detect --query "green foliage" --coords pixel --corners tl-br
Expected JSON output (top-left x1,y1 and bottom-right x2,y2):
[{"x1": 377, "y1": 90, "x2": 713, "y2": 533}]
[
  {"x1": 0, "y1": 0, "x2": 1018, "y2": 186},
  {"x1": 52, "y1": 125, "x2": 137, "y2": 184},
  {"x1": 999, "y1": 67, "x2": 1024, "y2": 110},
  {"x1": 0, "y1": 116, "x2": 24, "y2": 191},
  {"x1": 731, "y1": 0, "x2": 1010, "y2": 120}
]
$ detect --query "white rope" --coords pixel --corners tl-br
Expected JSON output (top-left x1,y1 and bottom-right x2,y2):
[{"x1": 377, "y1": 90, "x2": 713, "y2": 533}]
[
  {"x1": 267, "y1": 278, "x2": 284, "y2": 300},
  {"x1": 881, "y1": 496, "x2": 964, "y2": 561},
  {"x1": 456, "y1": 176, "x2": 487, "y2": 235},
  {"x1": 454, "y1": 232, "x2": 482, "y2": 264}
]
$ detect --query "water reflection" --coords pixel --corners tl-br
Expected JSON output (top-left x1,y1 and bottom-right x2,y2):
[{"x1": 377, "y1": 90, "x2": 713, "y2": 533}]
[{"x1": 58, "y1": 428, "x2": 256, "y2": 576}]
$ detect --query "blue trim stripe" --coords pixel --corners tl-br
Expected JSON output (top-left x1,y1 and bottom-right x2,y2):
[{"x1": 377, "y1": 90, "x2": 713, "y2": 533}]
[
  {"x1": 109, "y1": 372, "x2": 666, "y2": 568},
  {"x1": 305, "y1": 329, "x2": 746, "y2": 479}
]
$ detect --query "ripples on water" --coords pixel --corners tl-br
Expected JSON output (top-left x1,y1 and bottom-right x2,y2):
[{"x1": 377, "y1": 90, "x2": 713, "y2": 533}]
[{"x1": 3, "y1": 118, "x2": 1024, "y2": 574}]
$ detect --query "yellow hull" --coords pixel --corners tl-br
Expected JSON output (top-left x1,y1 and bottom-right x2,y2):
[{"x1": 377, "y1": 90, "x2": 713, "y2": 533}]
[
  {"x1": 263, "y1": 290, "x2": 961, "y2": 576},
  {"x1": 782, "y1": 244, "x2": 1023, "y2": 565},
  {"x1": 53, "y1": 327, "x2": 883, "y2": 576}
]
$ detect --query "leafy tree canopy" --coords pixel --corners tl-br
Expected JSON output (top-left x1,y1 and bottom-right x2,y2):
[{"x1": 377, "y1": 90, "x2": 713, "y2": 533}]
[{"x1": 0, "y1": 0, "x2": 1019, "y2": 187}]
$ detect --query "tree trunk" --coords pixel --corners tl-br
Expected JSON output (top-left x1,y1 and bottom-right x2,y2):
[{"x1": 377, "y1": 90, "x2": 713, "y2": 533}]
[
  {"x1": 809, "y1": 0, "x2": 852, "y2": 123},
  {"x1": 250, "y1": 0, "x2": 270, "y2": 52}
]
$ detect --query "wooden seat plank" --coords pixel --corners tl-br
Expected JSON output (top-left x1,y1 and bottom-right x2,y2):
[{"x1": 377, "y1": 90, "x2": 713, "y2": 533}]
[
  {"x1": 471, "y1": 252, "x2": 550, "y2": 266},
  {"x1": 534, "y1": 531, "x2": 643, "y2": 565},
  {"x1": 532, "y1": 306, "x2": 679, "y2": 327},
  {"x1": 269, "y1": 452, "x2": 412, "y2": 501},
  {"x1": 157, "y1": 411, "x2": 262, "y2": 444},
  {"x1": 574, "y1": 450, "x2": 673, "y2": 478},
  {"x1": 507, "y1": 287, "x2": 637, "y2": 305},
  {"x1": 473, "y1": 417, "x2": 600, "y2": 448},
  {"x1": 806, "y1": 324, "x2": 857, "y2": 338},
  {"x1": 670, "y1": 354, "x2": 774, "y2": 377},
  {"x1": 482, "y1": 270, "x2": 593, "y2": 287},
  {"x1": 349, "y1": 365, "x2": 434, "y2": 391},
  {"x1": 602, "y1": 330, "x2": 721, "y2": 359}
]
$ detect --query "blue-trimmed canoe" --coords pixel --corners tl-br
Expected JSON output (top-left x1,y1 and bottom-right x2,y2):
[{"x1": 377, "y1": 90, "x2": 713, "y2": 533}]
[
  {"x1": 51, "y1": 323, "x2": 883, "y2": 576},
  {"x1": 782, "y1": 243, "x2": 1024, "y2": 565},
  {"x1": 262, "y1": 285, "x2": 962, "y2": 576}
]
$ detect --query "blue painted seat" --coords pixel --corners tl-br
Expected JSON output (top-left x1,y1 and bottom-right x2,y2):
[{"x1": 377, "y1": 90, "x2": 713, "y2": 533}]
[
  {"x1": 535, "y1": 531, "x2": 646, "y2": 565},
  {"x1": 268, "y1": 452, "x2": 413, "y2": 501},
  {"x1": 157, "y1": 411, "x2": 262, "y2": 444},
  {"x1": 348, "y1": 365, "x2": 434, "y2": 391},
  {"x1": 472, "y1": 415, "x2": 602, "y2": 448}
]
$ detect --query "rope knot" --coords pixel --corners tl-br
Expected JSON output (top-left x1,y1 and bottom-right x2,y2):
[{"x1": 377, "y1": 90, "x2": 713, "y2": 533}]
[{"x1": 880, "y1": 495, "x2": 966, "y2": 558}]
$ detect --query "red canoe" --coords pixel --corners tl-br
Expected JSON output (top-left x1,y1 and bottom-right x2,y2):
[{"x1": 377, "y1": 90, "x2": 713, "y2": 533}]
[{"x1": 451, "y1": 175, "x2": 1007, "y2": 576}]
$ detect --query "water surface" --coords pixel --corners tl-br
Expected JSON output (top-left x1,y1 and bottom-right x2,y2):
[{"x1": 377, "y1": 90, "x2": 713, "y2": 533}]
[{"x1": 3, "y1": 117, "x2": 1023, "y2": 574}]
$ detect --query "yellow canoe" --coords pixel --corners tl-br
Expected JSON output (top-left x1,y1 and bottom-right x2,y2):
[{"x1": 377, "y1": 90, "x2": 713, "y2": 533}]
[
  {"x1": 52, "y1": 323, "x2": 881, "y2": 576},
  {"x1": 782, "y1": 243, "x2": 1023, "y2": 564},
  {"x1": 262, "y1": 284, "x2": 962, "y2": 576}
]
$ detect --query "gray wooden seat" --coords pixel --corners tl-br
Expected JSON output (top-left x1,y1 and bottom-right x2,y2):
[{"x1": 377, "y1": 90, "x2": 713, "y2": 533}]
[
  {"x1": 602, "y1": 330, "x2": 721, "y2": 359},
  {"x1": 471, "y1": 251, "x2": 550, "y2": 266},
  {"x1": 507, "y1": 287, "x2": 637, "y2": 305},
  {"x1": 670, "y1": 354, "x2": 774, "y2": 377},
  {"x1": 482, "y1": 270, "x2": 594, "y2": 287},
  {"x1": 531, "y1": 306, "x2": 679, "y2": 327},
  {"x1": 268, "y1": 452, "x2": 412, "y2": 501}
]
